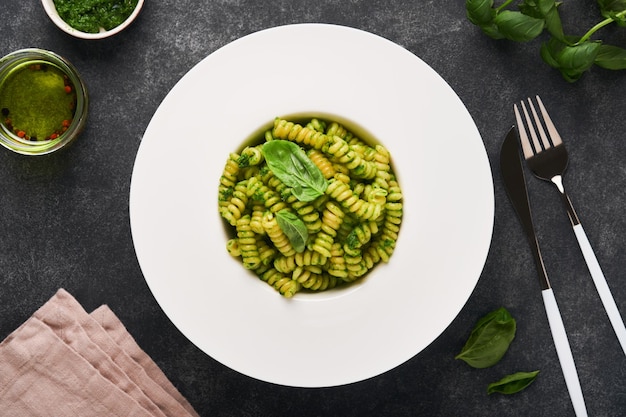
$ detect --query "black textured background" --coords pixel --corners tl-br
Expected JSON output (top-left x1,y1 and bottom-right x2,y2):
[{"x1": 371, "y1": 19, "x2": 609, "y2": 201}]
[{"x1": 2, "y1": 1, "x2": 626, "y2": 416}]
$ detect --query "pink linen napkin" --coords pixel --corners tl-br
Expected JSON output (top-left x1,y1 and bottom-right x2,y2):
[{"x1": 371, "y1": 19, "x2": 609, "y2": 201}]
[{"x1": 0, "y1": 289, "x2": 200, "y2": 417}]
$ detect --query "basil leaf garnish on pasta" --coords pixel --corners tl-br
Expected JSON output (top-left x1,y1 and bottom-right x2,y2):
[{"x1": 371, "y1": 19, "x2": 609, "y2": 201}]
[
  {"x1": 262, "y1": 140, "x2": 327, "y2": 202},
  {"x1": 455, "y1": 307, "x2": 517, "y2": 368},
  {"x1": 276, "y1": 210, "x2": 308, "y2": 253},
  {"x1": 487, "y1": 371, "x2": 540, "y2": 395}
]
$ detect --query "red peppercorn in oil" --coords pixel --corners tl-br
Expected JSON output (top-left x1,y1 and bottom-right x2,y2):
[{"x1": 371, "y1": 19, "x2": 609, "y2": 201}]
[{"x1": 0, "y1": 61, "x2": 76, "y2": 142}]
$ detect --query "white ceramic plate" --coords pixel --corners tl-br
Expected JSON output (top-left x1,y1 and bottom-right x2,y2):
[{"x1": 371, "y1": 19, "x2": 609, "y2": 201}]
[{"x1": 130, "y1": 23, "x2": 494, "y2": 387}]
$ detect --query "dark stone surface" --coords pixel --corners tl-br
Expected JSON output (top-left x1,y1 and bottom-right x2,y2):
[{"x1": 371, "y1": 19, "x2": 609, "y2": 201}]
[{"x1": 2, "y1": 1, "x2": 626, "y2": 416}]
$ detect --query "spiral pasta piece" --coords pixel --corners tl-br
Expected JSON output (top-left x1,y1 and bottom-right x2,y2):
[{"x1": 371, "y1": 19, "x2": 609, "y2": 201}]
[
  {"x1": 256, "y1": 235, "x2": 277, "y2": 266},
  {"x1": 259, "y1": 266, "x2": 301, "y2": 298},
  {"x1": 262, "y1": 211, "x2": 296, "y2": 257},
  {"x1": 226, "y1": 239, "x2": 240, "y2": 257},
  {"x1": 274, "y1": 254, "x2": 297, "y2": 273},
  {"x1": 307, "y1": 149, "x2": 336, "y2": 179},
  {"x1": 345, "y1": 221, "x2": 378, "y2": 250},
  {"x1": 295, "y1": 248, "x2": 327, "y2": 267},
  {"x1": 218, "y1": 117, "x2": 404, "y2": 297},
  {"x1": 238, "y1": 145, "x2": 264, "y2": 167},
  {"x1": 326, "y1": 136, "x2": 377, "y2": 180},
  {"x1": 327, "y1": 242, "x2": 348, "y2": 279},
  {"x1": 236, "y1": 215, "x2": 261, "y2": 270},
  {"x1": 365, "y1": 186, "x2": 387, "y2": 205},
  {"x1": 311, "y1": 201, "x2": 345, "y2": 258},
  {"x1": 325, "y1": 121, "x2": 349, "y2": 139},
  {"x1": 247, "y1": 175, "x2": 289, "y2": 213},
  {"x1": 260, "y1": 168, "x2": 297, "y2": 204},
  {"x1": 293, "y1": 267, "x2": 342, "y2": 291},
  {"x1": 273, "y1": 118, "x2": 331, "y2": 151},
  {"x1": 306, "y1": 118, "x2": 326, "y2": 133},
  {"x1": 220, "y1": 153, "x2": 240, "y2": 189},
  {"x1": 292, "y1": 200, "x2": 322, "y2": 234},
  {"x1": 250, "y1": 204, "x2": 266, "y2": 235},
  {"x1": 326, "y1": 178, "x2": 383, "y2": 221},
  {"x1": 219, "y1": 180, "x2": 249, "y2": 226}
]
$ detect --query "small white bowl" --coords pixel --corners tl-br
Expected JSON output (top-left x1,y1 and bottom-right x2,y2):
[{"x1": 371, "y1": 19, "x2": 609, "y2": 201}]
[{"x1": 41, "y1": 0, "x2": 144, "y2": 40}]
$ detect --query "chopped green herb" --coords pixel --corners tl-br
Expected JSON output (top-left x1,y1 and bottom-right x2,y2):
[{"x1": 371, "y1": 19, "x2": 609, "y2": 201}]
[{"x1": 53, "y1": 0, "x2": 139, "y2": 33}]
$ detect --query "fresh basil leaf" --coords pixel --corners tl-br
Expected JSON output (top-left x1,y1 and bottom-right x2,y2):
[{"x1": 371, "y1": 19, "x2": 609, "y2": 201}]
[
  {"x1": 558, "y1": 41, "x2": 601, "y2": 71},
  {"x1": 519, "y1": 0, "x2": 559, "y2": 17},
  {"x1": 543, "y1": 6, "x2": 565, "y2": 40},
  {"x1": 598, "y1": 0, "x2": 626, "y2": 25},
  {"x1": 540, "y1": 47, "x2": 559, "y2": 68},
  {"x1": 478, "y1": 22, "x2": 506, "y2": 39},
  {"x1": 597, "y1": 0, "x2": 626, "y2": 9},
  {"x1": 262, "y1": 140, "x2": 328, "y2": 202},
  {"x1": 518, "y1": 0, "x2": 564, "y2": 40},
  {"x1": 540, "y1": 38, "x2": 600, "y2": 81},
  {"x1": 466, "y1": 0, "x2": 495, "y2": 26},
  {"x1": 455, "y1": 307, "x2": 517, "y2": 368},
  {"x1": 595, "y1": 44, "x2": 626, "y2": 69},
  {"x1": 276, "y1": 210, "x2": 308, "y2": 253},
  {"x1": 495, "y1": 10, "x2": 545, "y2": 42},
  {"x1": 487, "y1": 371, "x2": 540, "y2": 395}
]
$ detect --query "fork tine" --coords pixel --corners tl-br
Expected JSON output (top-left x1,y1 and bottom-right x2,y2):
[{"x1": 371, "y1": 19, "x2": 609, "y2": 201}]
[
  {"x1": 520, "y1": 100, "x2": 543, "y2": 155},
  {"x1": 513, "y1": 101, "x2": 541, "y2": 159},
  {"x1": 528, "y1": 98, "x2": 552, "y2": 150},
  {"x1": 535, "y1": 95, "x2": 563, "y2": 147},
  {"x1": 513, "y1": 103, "x2": 535, "y2": 159}
]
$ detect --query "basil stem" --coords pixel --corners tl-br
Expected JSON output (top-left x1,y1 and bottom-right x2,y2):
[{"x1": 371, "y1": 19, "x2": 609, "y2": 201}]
[
  {"x1": 455, "y1": 307, "x2": 516, "y2": 368},
  {"x1": 487, "y1": 370, "x2": 540, "y2": 395},
  {"x1": 262, "y1": 140, "x2": 327, "y2": 202},
  {"x1": 276, "y1": 210, "x2": 308, "y2": 253}
]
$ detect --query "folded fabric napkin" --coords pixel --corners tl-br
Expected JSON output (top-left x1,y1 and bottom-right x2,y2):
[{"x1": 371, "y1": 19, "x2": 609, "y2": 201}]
[{"x1": 0, "y1": 289, "x2": 200, "y2": 417}]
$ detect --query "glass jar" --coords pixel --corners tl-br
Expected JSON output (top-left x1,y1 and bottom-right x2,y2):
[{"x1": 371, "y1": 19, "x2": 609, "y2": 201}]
[{"x1": 0, "y1": 48, "x2": 88, "y2": 155}]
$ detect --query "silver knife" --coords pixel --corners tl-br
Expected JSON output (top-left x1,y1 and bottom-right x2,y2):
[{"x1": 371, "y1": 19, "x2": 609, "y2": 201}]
[{"x1": 500, "y1": 127, "x2": 588, "y2": 417}]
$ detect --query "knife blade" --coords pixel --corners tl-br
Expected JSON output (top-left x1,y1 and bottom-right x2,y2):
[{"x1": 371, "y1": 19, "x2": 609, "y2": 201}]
[{"x1": 500, "y1": 127, "x2": 588, "y2": 417}]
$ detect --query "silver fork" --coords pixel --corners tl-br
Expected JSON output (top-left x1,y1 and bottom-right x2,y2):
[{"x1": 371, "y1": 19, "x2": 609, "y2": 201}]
[{"x1": 514, "y1": 95, "x2": 626, "y2": 357}]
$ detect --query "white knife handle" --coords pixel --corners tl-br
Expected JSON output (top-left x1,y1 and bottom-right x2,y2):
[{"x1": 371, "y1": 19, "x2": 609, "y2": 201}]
[
  {"x1": 542, "y1": 288, "x2": 588, "y2": 417},
  {"x1": 573, "y1": 223, "x2": 626, "y2": 356}
]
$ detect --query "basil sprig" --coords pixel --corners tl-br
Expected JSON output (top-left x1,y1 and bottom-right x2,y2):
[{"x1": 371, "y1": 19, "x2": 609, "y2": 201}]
[
  {"x1": 466, "y1": 0, "x2": 626, "y2": 81},
  {"x1": 487, "y1": 370, "x2": 540, "y2": 395},
  {"x1": 455, "y1": 307, "x2": 516, "y2": 368},
  {"x1": 262, "y1": 140, "x2": 328, "y2": 202},
  {"x1": 276, "y1": 210, "x2": 308, "y2": 253}
]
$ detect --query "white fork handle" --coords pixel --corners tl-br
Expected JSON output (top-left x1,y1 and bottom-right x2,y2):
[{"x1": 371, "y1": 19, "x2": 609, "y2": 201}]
[
  {"x1": 573, "y1": 223, "x2": 626, "y2": 355},
  {"x1": 542, "y1": 289, "x2": 588, "y2": 417}
]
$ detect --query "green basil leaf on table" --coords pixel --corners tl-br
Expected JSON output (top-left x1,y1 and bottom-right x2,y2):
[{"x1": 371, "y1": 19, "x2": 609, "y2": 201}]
[
  {"x1": 487, "y1": 370, "x2": 540, "y2": 395},
  {"x1": 519, "y1": 0, "x2": 564, "y2": 40},
  {"x1": 262, "y1": 140, "x2": 328, "y2": 202},
  {"x1": 595, "y1": 44, "x2": 626, "y2": 69},
  {"x1": 540, "y1": 38, "x2": 601, "y2": 82},
  {"x1": 542, "y1": 6, "x2": 565, "y2": 41},
  {"x1": 465, "y1": 0, "x2": 496, "y2": 26},
  {"x1": 455, "y1": 307, "x2": 516, "y2": 368},
  {"x1": 494, "y1": 10, "x2": 545, "y2": 42},
  {"x1": 520, "y1": 0, "x2": 556, "y2": 16},
  {"x1": 276, "y1": 210, "x2": 308, "y2": 253},
  {"x1": 598, "y1": 0, "x2": 626, "y2": 25}
]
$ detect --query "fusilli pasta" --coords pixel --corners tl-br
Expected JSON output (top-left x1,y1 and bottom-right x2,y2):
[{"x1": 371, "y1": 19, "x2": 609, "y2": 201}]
[{"x1": 218, "y1": 117, "x2": 404, "y2": 297}]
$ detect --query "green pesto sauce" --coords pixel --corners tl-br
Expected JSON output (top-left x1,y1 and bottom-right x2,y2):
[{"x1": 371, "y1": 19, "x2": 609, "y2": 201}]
[
  {"x1": 0, "y1": 62, "x2": 76, "y2": 141},
  {"x1": 53, "y1": 0, "x2": 139, "y2": 33}
]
